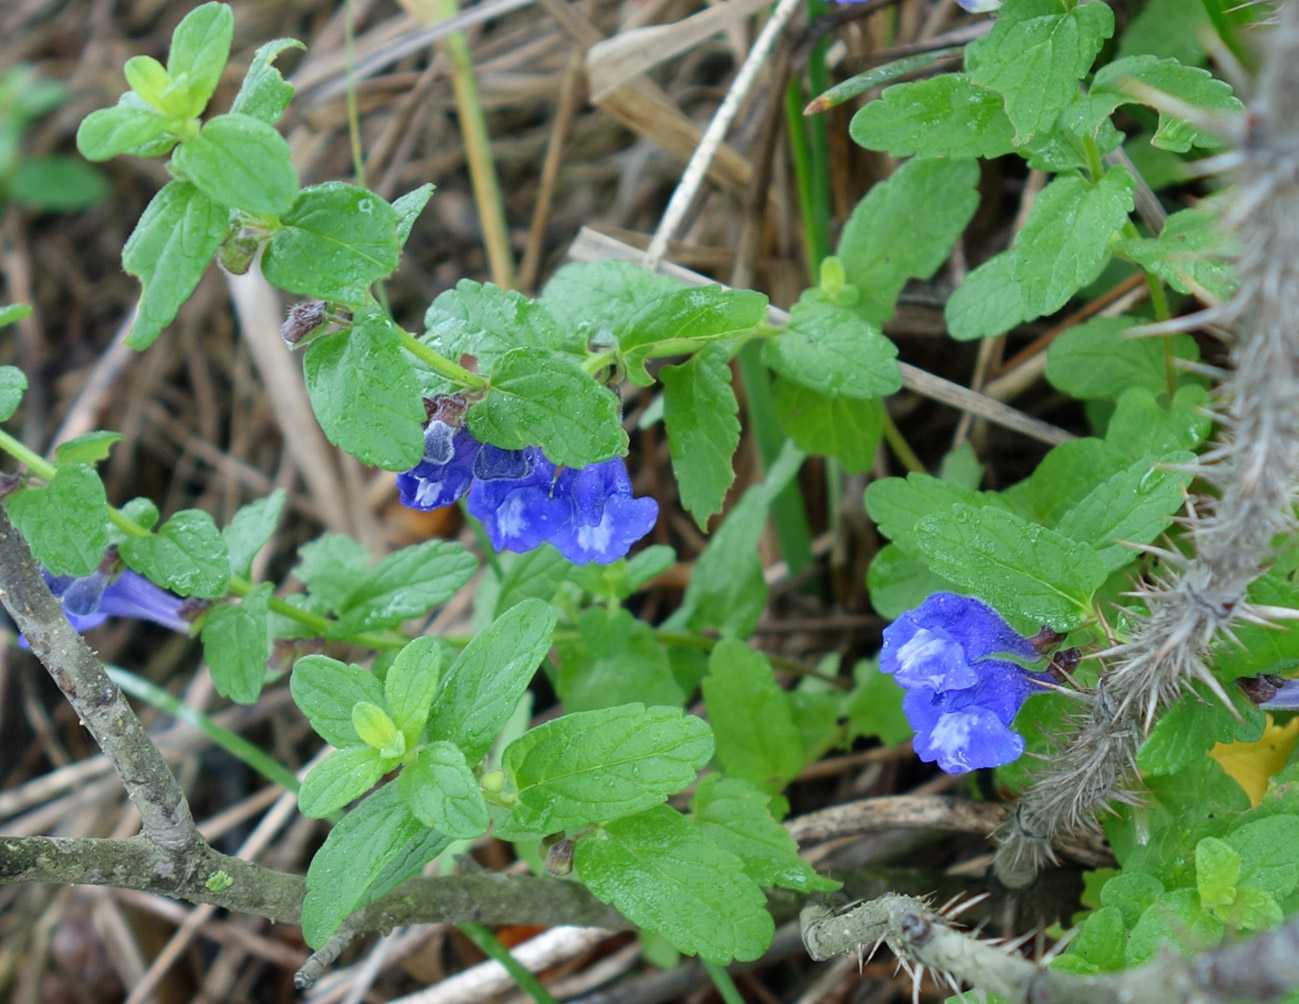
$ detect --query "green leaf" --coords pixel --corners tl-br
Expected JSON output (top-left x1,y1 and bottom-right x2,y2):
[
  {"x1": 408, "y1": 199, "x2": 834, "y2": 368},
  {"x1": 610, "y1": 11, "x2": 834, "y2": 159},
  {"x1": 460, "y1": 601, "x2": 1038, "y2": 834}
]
[
  {"x1": 262, "y1": 183, "x2": 402, "y2": 303},
  {"x1": 398, "y1": 740, "x2": 490, "y2": 838},
  {"x1": 52, "y1": 431, "x2": 123, "y2": 466},
  {"x1": 913, "y1": 503, "x2": 1108, "y2": 630},
  {"x1": 1018, "y1": 437, "x2": 1124, "y2": 525},
  {"x1": 850, "y1": 74, "x2": 1015, "y2": 159},
  {"x1": 702, "y1": 640, "x2": 802, "y2": 794},
  {"x1": 478, "y1": 546, "x2": 571, "y2": 622},
  {"x1": 945, "y1": 250, "x2": 1032, "y2": 341},
  {"x1": 0, "y1": 366, "x2": 27, "y2": 421},
  {"x1": 691, "y1": 775, "x2": 838, "y2": 892},
  {"x1": 866, "y1": 543, "x2": 954, "y2": 620},
  {"x1": 75, "y1": 95, "x2": 178, "y2": 162},
  {"x1": 618, "y1": 286, "x2": 767, "y2": 385},
  {"x1": 121, "y1": 180, "x2": 228, "y2": 350},
  {"x1": 844, "y1": 658, "x2": 912, "y2": 747},
  {"x1": 1229, "y1": 815, "x2": 1299, "y2": 899},
  {"x1": 384, "y1": 637, "x2": 443, "y2": 747},
  {"x1": 299, "y1": 746, "x2": 385, "y2": 818},
  {"x1": 291, "y1": 654, "x2": 385, "y2": 748},
  {"x1": 222, "y1": 489, "x2": 286, "y2": 579},
  {"x1": 774, "y1": 379, "x2": 883, "y2": 474},
  {"x1": 539, "y1": 260, "x2": 682, "y2": 355},
  {"x1": 424, "y1": 281, "x2": 572, "y2": 375},
  {"x1": 555, "y1": 607, "x2": 684, "y2": 713},
  {"x1": 1091, "y1": 55, "x2": 1242, "y2": 153},
  {"x1": 201, "y1": 583, "x2": 272, "y2": 704},
  {"x1": 660, "y1": 344, "x2": 740, "y2": 529},
  {"x1": 6, "y1": 463, "x2": 108, "y2": 577},
  {"x1": 1101, "y1": 871, "x2": 1166, "y2": 928},
  {"x1": 1105, "y1": 385, "x2": 1212, "y2": 460},
  {"x1": 1068, "y1": 906, "x2": 1127, "y2": 973},
  {"x1": 331, "y1": 540, "x2": 476, "y2": 637},
  {"x1": 1013, "y1": 168, "x2": 1136, "y2": 317},
  {"x1": 764, "y1": 295, "x2": 901, "y2": 400},
  {"x1": 0, "y1": 305, "x2": 33, "y2": 328},
  {"x1": 10, "y1": 155, "x2": 109, "y2": 211},
  {"x1": 1125, "y1": 888, "x2": 1223, "y2": 966},
  {"x1": 1137, "y1": 684, "x2": 1264, "y2": 776},
  {"x1": 1219, "y1": 885, "x2": 1283, "y2": 932},
  {"x1": 1196, "y1": 837, "x2": 1240, "y2": 910},
  {"x1": 1046, "y1": 315, "x2": 1200, "y2": 400},
  {"x1": 229, "y1": 38, "x2": 304, "y2": 124},
  {"x1": 428, "y1": 599, "x2": 557, "y2": 764},
  {"x1": 1117, "y1": 207, "x2": 1240, "y2": 302},
  {"x1": 506, "y1": 704, "x2": 711, "y2": 832},
  {"x1": 119, "y1": 508, "x2": 230, "y2": 598},
  {"x1": 470, "y1": 349, "x2": 626, "y2": 468},
  {"x1": 302, "y1": 308, "x2": 425, "y2": 471},
  {"x1": 302, "y1": 784, "x2": 450, "y2": 948},
  {"x1": 171, "y1": 113, "x2": 297, "y2": 216},
  {"x1": 294, "y1": 533, "x2": 370, "y2": 611},
  {"x1": 836, "y1": 158, "x2": 980, "y2": 325},
  {"x1": 864, "y1": 472, "x2": 1000, "y2": 552},
  {"x1": 574, "y1": 804, "x2": 773, "y2": 964},
  {"x1": 969, "y1": 1, "x2": 1115, "y2": 143},
  {"x1": 392, "y1": 183, "x2": 435, "y2": 248},
  {"x1": 124, "y1": 55, "x2": 179, "y2": 114},
  {"x1": 166, "y1": 1, "x2": 234, "y2": 115},
  {"x1": 353, "y1": 701, "x2": 404, "y2": 758}
]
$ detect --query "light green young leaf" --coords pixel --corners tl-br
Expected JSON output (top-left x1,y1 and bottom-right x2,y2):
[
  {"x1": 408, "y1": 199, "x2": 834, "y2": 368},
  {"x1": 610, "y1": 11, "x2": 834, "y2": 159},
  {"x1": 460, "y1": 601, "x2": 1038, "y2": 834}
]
[
  {"x1": 201, "y1": 583, "x2": 272, "y2": 704},
  {"x1": 764, "y1": 295, "x2": 900, "y2": 400},
  {"x1": 166, "y1": 1, "x2": 234, "y2": 115},
  {"x1": 555, "y1": 607, "x2": 683, "y2": 713},
  {"x1": 119, "y1": 508, "x2": 231, "y2": 598},
  {"x1": 661, "y1": 344, "x2": 740, "y2": 530},
  {"x1": 1013, "y1": 167, "x2": 1136, "y2": 317},
  {"x1": 703, "y1": 640, "x2": 802, "y2": 795},
  {"x1": 1045, "y1": 315, "x2": 1200, "y2": 400},
  {"x1": 774, "y1": 380, "x2": 883, "y2": 474},
  {"x1": 171, "y1": 113, "x2": 297, "y2": 216},
  {"x1": 385, "y1": 637, "x2": 444, "y2": 746},
  {"x1": 471, "y1": 349, "x2": 626, "y2": 468},
  {"x1": 121, "y1": 180, "x2": 228, "y2": 350},
  {"x1": 1117, "y1": 207, "x2": 1240, "y2": 302},
  {"x1": 0, "y1": 366, "x2": 27, "y2": 421},
  {"x1": 290, "y1": 655, "x2": 385, "y2": 749},
  {"x1": 53, "y1": 431, "x2": 123, "y2": 467},
  {"x1": 574, "y1": 804, "x2": 773, "y2": 964},
  {"x1": 424, "y1": 280, "x2": 573, "y2": 374},
  {"x1": 222, "y1": 489, "x2": 286, "y2": 579},
  {"x1": 392, "y1": 183, "x2": 435, "y2": 248},
  {"x1": 331, "y1": 540, "x2": 476, "y2": 637},
  {"x1": 75, "y1": 95, "x2": 178, "y2": 162},
  {"x1": 945, "y1": 250, "x2": 1032, "y2": 340},
  {"x1": 298, "y1": 745, "x2": 385, "y2": 818},
  {"x1": 427, "y1": 599, "x2": 557, "y2": 764},
  {"x1": 837, "y1": 157, "x2": 980, "y2": 325},
  {"x1": 229, "y1": 38, "x2": 304, "y2": 124},
  {"x1": 398, "y1": 740, "x2": 490, "y2": 838},
  {"x1": 1229, "y1": 816, "x2": 1299, "y2": 899},
  {"x1": 505, "y1": 703, "x2": 712, "y2": 832},
  {"x1": 6, "y1": 463, "x2": 108, "y2": 577},
  {"x1": 850, "y1": 73, "x2": 1015, "y2": 159},
  {"x1": 294, "y1": 533, "x2": 370, "y2": 612},
  {"x1": 1197, "y1": 837, "x2": 1241, "y2": 910},
  {"x1": 353, "y1": 701, "x2": 403, "y2": 759},
  {"x1": 913, "y1": 503, "x2": 1107, "y2": 630}
]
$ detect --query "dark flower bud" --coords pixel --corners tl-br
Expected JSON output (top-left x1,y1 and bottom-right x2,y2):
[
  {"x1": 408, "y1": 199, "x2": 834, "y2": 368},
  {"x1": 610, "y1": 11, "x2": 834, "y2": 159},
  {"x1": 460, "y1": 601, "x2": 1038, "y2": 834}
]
[
  {"x1": 544, "y1": 837, "x2": 574, "y2": 877},
  {"x1": 218, "y1": 234, "x2": 260, "y2": 275},
  {"x1": 281, "y1": 301, "x2": 327, "y2": 344}
]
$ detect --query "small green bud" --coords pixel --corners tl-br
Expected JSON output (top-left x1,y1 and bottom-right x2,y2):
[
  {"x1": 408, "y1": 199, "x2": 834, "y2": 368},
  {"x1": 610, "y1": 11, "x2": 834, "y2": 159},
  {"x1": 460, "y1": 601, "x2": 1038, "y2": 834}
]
[
  {"x1": 481, "y1": 769, "x2": 506, "y2": 794},
  {"x1": 352, "y1": 702, "x2": 405, "y2": 759},
  {"x1": 205, "y1": 870, "x2": 233, "y2": 892},
  {"x1": 124, "y1": 56, "x2": 173, "y2": 111}
]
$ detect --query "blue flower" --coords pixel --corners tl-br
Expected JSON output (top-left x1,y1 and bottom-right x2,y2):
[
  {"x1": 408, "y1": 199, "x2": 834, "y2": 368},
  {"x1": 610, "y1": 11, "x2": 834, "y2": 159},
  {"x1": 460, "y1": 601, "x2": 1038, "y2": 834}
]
[
  {"x1": 396, "y1": 421, "x2": 482, "y2": 511},
  {"x1": 880, "y1": 593, "x2": 1049, "y2": 773},
  {"x1": 44, "y1": 566, "x2": 191, "y2": 634},
  {"x1": 467, "y1": 447, "x2": 570, "y2": 553}
]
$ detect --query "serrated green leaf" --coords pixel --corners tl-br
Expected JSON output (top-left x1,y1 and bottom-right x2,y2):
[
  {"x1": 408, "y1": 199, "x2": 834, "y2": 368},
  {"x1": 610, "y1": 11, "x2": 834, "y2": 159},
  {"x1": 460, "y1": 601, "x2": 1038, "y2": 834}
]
[
  {"x1": 1117, "y1": 207, "x2": 1240, "y2": 302},
  {"x1": 6, "y1": 463, "x2": 108, "y2": 577},
  {"x1": 661, "y1": 344, "x2": 739, "y2": 529},
  {"x1": 291, "y1": 654, "x2": 385, "y2": 748},
  {"x1": 470, "y1": 348, "x2": 626, "y2": 468},
  {"x1": 618, "y1": 286, "x2": 767, "y2": 385},
  {"x1": 539, "y1": 260, "x2": 682, "y2": 354},
  {"x1": 302, "y1": 783, "x2": 450, "y2": 948},
  {"x1": 1137, "y1": 685, "x2": 1264, "y2": 776},
  {"x1": 201, "y1": 583, "x2": 272, "y2": 704},
  {"x1": 866, "y1": 543, "x2": 955, "y2": 620},
  {"x1": 864, "y1": 472, "x2": 1002, "y2": 552},
  {"x1": 1046, "y1": 315, "x2": 1200, "y2": 400},
  {"x1": 331, "y1": 540, "x2": 476, "y2": 638},
  {"x1": 166, "y1": 1, "x2": 233, "y2": 114},
  {"x1": 262, "y1": 183, "x2": 402, "y2": 303},
  {"x1": 229, "y1": 38, "x2": 303, "y2": 124},
  {"x1": 428, "y1": 599, "x2": 557, "y2": 764},
  {"x1": 1091, "y1": 55, "x2": 1242, "y2": 153},
  {"x1": 1013, "y1": 168, "x2": 1136, "y2": 317},
  {"x1": 969, "y1": 2, "x2": 1114, "y2": 142},
  {"x1": 702, "y1": 640, "x2": 801, "y2": 794},
  {"x1": 294, "y1": 533, "x2": 370, "y2": 611},
  {"x1": 945, "y1": 249, "x2": 1033, "y2": 341},
  {"x1": 171, "y1": 113, "x2": 297, "y2": 216},
  {"x1": 0, "y1": 366, "x2": 28, "y2": 421},
  {"x1": 913, "y1": 503, "x2": 1107, "y2": 630},
  {"x1": 1126, "y1": 888, "x2": 1224, "y2": 966},
  {"x1": 299, "y1": 745, "x2": 385, "y2": 818},
  {"x1": 385, "y1": 637, "x2": 443, "y2": 746},
  {"x1": 837, "y1": 158, "x2": 980, "y2": 325},
  {"x1": 119, "y1": 508, "x2": 230, "y2": 597},
  {"x1": 844, "y1": 657, "x2": 912, "y2": 747},
  {"x1": 121, "y1": 180, "x2": 228, "y2": 350},
  {"x1": 52, "y1": 431, "x2": 123, "y2": 466},
  {"x1": 10, "y1": 155, "x2": 109, "y2": 212},
  {"x1": 75, "y1": 95, "x2": 178, "y2": 162},
  {"x1": 764, "y1": 295, "x2": 900, "y2": 400},
  {"x1": 423, "y1": 280, "x2": 573, "y2": 375},
  {"x1": 397, "y1": 740, "x2": 490, "y2": 838},
  {"x1": 1105, "y1": 385, "x2": 1212, "y2": 460},
  {"x1": 1196, "y1": 837, "x2": 1240, "y2": 910},
  {"x1": 1019, "y1": 437, "x2": 1123, "y2": 525},
  {"x1": 478, "y1": 546, "x2": 571, "y2": 623},
  {"x1": 392, "y1": 183, "x2": 434, "y2": 248},
  {"x1": 505, "y1": 703, "x2": 711, "y2": 832},
  {"x1": 774, "y1": 379, "x2": 883, "y2": 474},
  {"x1": 1229, "y1": 815, "x2": 1299, "y2": 899},
  {"x1": 574, "y1": 804, "x2": 773, "y2": 964},
  {"x1": 1069, "y1": 906, "x2": 1127, "y2": 973},
  {"x1": 850, "y1": 73, "x2": 1015, "y2": 159},
  {"x1": 555, "y1": 607, "x2": 683, "y2": 713},
  {"x1": 222, "y1": 489, "x2": 286, "y2": 579}
]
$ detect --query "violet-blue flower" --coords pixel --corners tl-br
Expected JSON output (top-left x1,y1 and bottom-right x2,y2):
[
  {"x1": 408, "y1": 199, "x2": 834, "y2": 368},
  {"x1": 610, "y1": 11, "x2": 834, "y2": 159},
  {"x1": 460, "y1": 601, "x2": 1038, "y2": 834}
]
[
  {"x1": 396, "y1": 420, "x2": 482, "y2": 511},
  {"x1": 467, "y1": 447, "x2": 570, "y2": 554},
  {"x1": 880, "y1": 593, "x2": 1050, "y2": 773},
  {"x1": 44, "y1": 567, "x2": 191, "y2": 634},
  {"x1": 548, "y1": 459, "x2": 659, "y2": 565}
]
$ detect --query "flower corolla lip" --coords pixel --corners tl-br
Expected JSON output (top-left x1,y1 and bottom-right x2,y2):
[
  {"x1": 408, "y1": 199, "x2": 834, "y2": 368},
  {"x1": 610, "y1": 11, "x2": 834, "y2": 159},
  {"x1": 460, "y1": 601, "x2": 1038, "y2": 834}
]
[
  {"x1": 42, "y1": 566, "x2": 190, "y2": 635},
  {"x1": 1262, "y1": 679, "x2": 1299, "y2": 710},
  {"x1": 881, "y1": 593, "x2": 1048, "y2": 773},
  {"x1": 396, "y1": 421, "x2": 482, "y2": 511}
]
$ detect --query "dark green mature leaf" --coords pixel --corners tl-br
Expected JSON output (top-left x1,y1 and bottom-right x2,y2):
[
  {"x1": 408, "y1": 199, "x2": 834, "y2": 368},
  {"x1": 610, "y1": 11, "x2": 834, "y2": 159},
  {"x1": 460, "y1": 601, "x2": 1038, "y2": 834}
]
[
  {"x1": 222, "y1": 489, "x2": 286, "y2": 579},
  {"x1": 470, "y1": 349, "x2": 626, "y2": 468},
  {"x1": 294, "y1": 533, "x2": 370, "y2": 611},
  {"x1": 703, "y1": 640, "x2": 802, "y2": 795},
  {"x1": 76, "y1": 94, "x2": 178, "y2": 162},
  {"x1": 302, "y1": 308, "x2": 425, "y2": 471},
  {"x1": 166, "y1": 1, "x2": 234, "y2": 115},
  {"x1": 1118, "y1": 207, "x2": 1240, "y2": 302},
  {"x1": 119, "y1": 508, "x2": 230, "y2": 597},
  {"x1": 661, "y1": 344, "x2": 740, "y2": 529},
  {"x1": 540, "y1": 260, "x2": 682, "y2": 346},
  {"x1": 1017, "y1": 437, "x2": 1124, "y2": 526},
  {"x1": 618, "y1": 286, "x2": 768, "y2": 384},
  {"x1": 837, "y1": 157, "x2": 980, "y2": 325},
  {"x1": 1091, "y1": 55, "x2": 1242, "y2": 153},
  {"x1": 427, "y1": 599, "x2": 557, "y2": 764},
  {"x1": 1137, "y1": 685, "x2": 1264, "y2": 776},
  {"x1": 913, "y1": 504, "x2": 1107, "y2": 630},
  {"x1": 384, "y1": 637, "x2": 443, "y2": 747},
  {"x1": 691, "y1": 775, "x2": 838, "y2": 892},
  {"x1": 331, "y1": 540, "x2": 476, "y2": 637},
  {"x1": 764, "y1": 295, "x2": 900, "y2": 399},
  {"x1": 1046, "y1": 316, "x2": 1199, "y2": 400},
  {"x1": 969, "y1": 1, "x2": 1114, "y2": 143},
  {"x1": 505, "y1": 703, "x2": 712, "y2": 832},
  {"x1": 262, "y1": 182, "x2": 401, "y2": 303},
  {"x1": 478, "y1": 546, "x2": 571, "y2": 622},
  {"x1": 302, "y1": 784, "x2": 450, "y2": 948},
  {"x1": 202, "y1": 584, "x2": 272, "y2": 704},
  {"x1": 121, "y1": 180, "x2": 228, "y2": 350},
  {"x1": 1105, "y1": 385, "x2": 1212, "y2": 460},
  {"x1": 53, "y1": 432, "x2": 123, "y2": 467},
  {"x1": 398, "y1": 741, "x2": 489, "y2": 838},
  {"x1": 1014, "y1": 168, "x2": 1136, "y2": 317},
  {"x1": 6, "y1": 463, "x2": 107, "y2": 577},
  {"x1": 171, "y1": 113, "x2": 297, "y2": 216},
  {"x1": 774, "y1": 380, "x2": 883, "y2": 474},
  {"x1": 291, "y1": 655, "x2": 385, "y2": 748},
  {"x1": 945, "y1": 250, "x2": 1032, "y2": 341},
  {"x1": 850, "y1": 74, "x2": 1015, "y2": 159},
  {"x1": 866, "y1": 543, "x2": 954, "y2": 620},
  {"x1": 229, "y1": 38, "x2": 303, "y2": 124},
  {"x1": 299, "y1": 746, "x2": 385, "y2": 818},
  {"x1": 0, "y1": 366, "x2": 27, "y2": 421},
  {"x1": 575, "y1": 804, "x2": 773, "y2": 964},
  {"x1": 555, "y1": 606, "x2": 683, "y2": 712},
  {"x1": 864, "y1": 472, "x2": 1001, "y2": 552},
  {"x1": 424, "y1": 280, "x2": 573, "y2": 372}
]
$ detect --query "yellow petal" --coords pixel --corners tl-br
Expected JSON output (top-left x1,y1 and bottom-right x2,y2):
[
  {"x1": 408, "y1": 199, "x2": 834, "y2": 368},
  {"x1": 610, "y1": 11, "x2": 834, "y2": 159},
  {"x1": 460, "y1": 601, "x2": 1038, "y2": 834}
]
[{"x1": 1209, "y1": 715, "x2": 1299, "y2": 807}]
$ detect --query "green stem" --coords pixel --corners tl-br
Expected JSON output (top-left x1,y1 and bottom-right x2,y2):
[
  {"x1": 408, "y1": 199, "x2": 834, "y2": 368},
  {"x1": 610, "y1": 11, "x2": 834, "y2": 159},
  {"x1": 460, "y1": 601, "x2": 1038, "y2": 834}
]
[
  {"x1": 783, "y1": 82, "x2": 824, "y2": 283},
  {"x1": 0, "y1": 428, "x2": 54, "y2": 479},
  {"x1": 456, "y1": 923, "x2": 560, "y2": 1004},
  {"x1": 1120, "y1": 220, "x2": 1176, "y2": 398},
  {"x1": 703, "y1": 961, "x2": 746, "y2": 1004},
  {"x1": 881, "y1": 411, "x2": 924, "y2": 474},
  {"x1": 399, "y1": 328, "x2": 488, "y2": 390}
]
